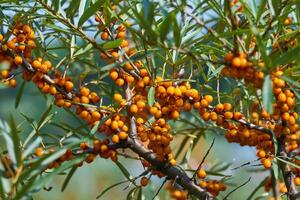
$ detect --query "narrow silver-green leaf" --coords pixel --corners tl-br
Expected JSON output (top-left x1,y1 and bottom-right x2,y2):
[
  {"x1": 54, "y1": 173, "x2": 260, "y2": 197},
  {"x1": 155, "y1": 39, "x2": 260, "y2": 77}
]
[
  {"x1": 78, "y1": 0, "x2": 105, "y2": 27},
  {"x1": 262, "y1": 75, "x2": 273, "y2": 114},
  {"x1": 15, "y1": 81, "x2": 26, "y2": 109},
  {"x1": 147, "y1": 86, "x2": 155, "y2": 106}
]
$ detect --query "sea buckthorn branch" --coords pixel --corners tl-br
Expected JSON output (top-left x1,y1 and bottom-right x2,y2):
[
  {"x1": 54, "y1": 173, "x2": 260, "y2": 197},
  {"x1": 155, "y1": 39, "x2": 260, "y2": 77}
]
[
  {"x1": 123, "y1": 137, "x2": 215, "y2": 200},
  {"x1": 1, "y1": 32, "x2": 217, "y2": 200},
  {"x1": 3, "y1": 47, "x2": 74, "y2": 99},
  {"x1": 277, "y1": 136, "x2": 299, "y2": 200}
]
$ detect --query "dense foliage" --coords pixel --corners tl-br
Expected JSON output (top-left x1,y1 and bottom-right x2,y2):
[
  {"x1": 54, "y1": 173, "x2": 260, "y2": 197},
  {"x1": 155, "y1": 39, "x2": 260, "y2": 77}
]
[{"x1": 0, "y1": 0, "x2": 300, "y2": 199}]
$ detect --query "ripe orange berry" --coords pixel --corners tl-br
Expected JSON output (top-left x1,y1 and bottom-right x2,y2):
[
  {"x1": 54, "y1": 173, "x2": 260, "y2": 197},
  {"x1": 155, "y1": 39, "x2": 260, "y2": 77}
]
[
  {"x1": 169, "y1": 159, "x2": 176, "y2": 166},
  {"x1": 278, "y1": 92, "x2": 287, "y2": 103},
  {"x1": 130, "y1": 104, "x2": 138, "y2": 113},
  {"x1": 14, "y1": 56, "x2": 22, "y2": 65},
  {"x1": 111, "y1": 51, "x2": 119, "y2": 59},
  {"x1": 295, "y1": 177, "x2": 300, "y2": 186},
  {"x1": 111, "y1": 134, "x2": 120, "y2": 143},
  {"x1": 224, "y1": 53, "x2": 234, "y2": 62},
  {"x1": 9, "y1": 79, "x2": 17, "y2": 88},
  {"x1": 101, "y1": 32, "x2": 108, "y2": 40},
  {"x1": 80, "y1": 96, "x2": 90, "y2": 104},
  {"x1": 64, "y1": 81, "x2": 74, "y2": 92},
  {"x1": 215, "y1": 104, "x2": 224, "y2": 112},
  {"x1": 140, "y1": 177, "x2": 149, "y2": 186},
  {"x1": 35, "y1": 147, "x2": 44, "y2": 157},
  {"x1": 233, "y1": 112, "x2": 242, "y2": 120},
  {"x1": 224, "y1": 112, "x2": 233, "y2": 119},
  {"x1": 109, "y1": 71, "x2": 119, "y2": 80},
  {"x1": 171, "y1": 110, "x2": 180, "y2": 120},
  {"x1": 32, "y1": 60, "x2": 41, "y2": 68},
  {"x1": 197, "y1": 169, "x2": 207, "y2": 179},
  {"x1": 257, "y1": 150, "x2": 266, "y2": 158},
  {"x1": 80, "y1": 87, "x2": 90, "y2": 96},
  {"x1": 204, "y1": 95, "x2": 213, "y2": 103},
  {"x1": 0, "y1": 70, "x2": 9, "y2": 79},
  {"x1": 114, "y1": 93, "x2": 123, "y2": 102},
  {"x1": 232, "y1": 57, "x2": 241, "y2": 67},
  {"x1": 118, "y1": 131, "x2": 128, "y2": 140},
  {"x1": 223, "y1": 103, "x2": 232, "y2": 111},
  {"x1": 115, "y1": 78, "x2": 124, "y2": 86},
  {"x1": 91, "y1": 111, "x2": 101, "y2": 120},
  {"x1": 0, "y1": 34, "x2": 3, "y2": 41},
  {"x1": 262, "y1": 158, "x2": 272, "y2": 169},
  {"x1": 111, "y1": 120, "x2": 119, "y2": 130},
  {"x1": 167, "y1": 86, "x2": 175, "y2": 95},
  {"x1": 49, "y1": 86, "x2": 57, "y2": 95}
]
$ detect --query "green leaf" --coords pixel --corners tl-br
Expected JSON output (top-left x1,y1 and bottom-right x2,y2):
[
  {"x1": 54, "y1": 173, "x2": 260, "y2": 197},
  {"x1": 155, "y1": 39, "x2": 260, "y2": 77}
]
[
  {"x1": 102, "y1": 39, "x2": 123, "y2": 49},
  {"x1": 78, "y1": 0, "x2": 105, "y2": 27},
  {"x1": 15, "y1": 156, "x2": 84, "y2": 200},
  {"x1": 158, "y1": 14, "x2": 171, "y2": 42},
  {"x1": 251, "y1": 27, "x2": 272, "y2": 69},
  {"x1": 276, "y1": 157, "x2": 300, "y2": 170},
  {"x1": 37, "y1": 105, "x2": 53, "y2": 128},
  {"x1": 272, "y1": 158, "x2": 279, "y2": 180},
  {"x1": 115, "y1": 161, "x2": 133, "y2": 183},
  {"x1": 147, "y1": 86, "x2": 155, "y2": 106},
  {"x1": 262, "y1": 75, "x2": 274, "y2": 114},
  {"x1": 272, "y1": 45, "x2": 300, "y2": 66},
  {"x1": 78, "y1": 0, "x2": 87, "y2": 19},
  {"x1": 15, "y1": 81, "x2": 26, "y2": 109},
  {"x1": 246, "y1": 177, "x2": 269, "y2": 200},
  {"x1": 96, "y1": 180, "x2": 128, "y2": 199},
  {"x1": 9, "y1": 115, "x2": 22, "y2": 167},
  {"x1": 61, "y1": 166, "x2": 78, "y2": 192}
]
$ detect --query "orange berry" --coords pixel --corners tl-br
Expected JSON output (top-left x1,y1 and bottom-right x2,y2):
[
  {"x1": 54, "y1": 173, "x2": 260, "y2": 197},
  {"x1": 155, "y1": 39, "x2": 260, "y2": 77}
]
[
  {"x1": 111, "y1": 134, "x2": 120, "y2": 143},
  {"x1": 224, "y1": 112, "x2": 233, "y2": 119},
  {"x1": 118, "y1": 131, "x2": 128, "y2": 140},
  {"x1": 110, "y1": 71, "x2": 119, "y2": 80},
  {"x1": 224, "y1": 53, "x2": 234, "y2": 62},
  {"x1": 64, "y1": 81, "x2": 74, "y2": 92},
  {"x1": 232, "y1": 57, "x2": 241, "y2": 67},
  {"x1": 111, "y1": 51, "x2": 119, "y2": 59},
  {"x1": 101, "y1": 32, "x2": 108, "y2": 40},
  {"x1": 114, "y1": 93, "x2": 123, "y2": 102},
  {"x1": 130, "y1": 104, "x2": 138, "y2": 113},
  {"x1": 295, "y1": 177, "x2": 300, "y2": 186},
  {"x1": 32, "y1": 60, "x2": 41, "y2": 68},
  {"x1": 35, "y1": 147, "x2": 44, "y2": 157},
  {"x1": 115, "y1": 78, "x2": 124, "y2": 86},
  {"x1": 14, "y1": 56, "x2": 22, "y2": 65},
  {"x1": 204, "y1": 95, "x2": 213, "y2": 103},
  {"x1": 257, "y1": 150, "x2": 266, "y2": 158},
  {"x1": 140, "y1": 177, "x2": 149, "y2": 186},
  {"x1": 171, "y1": 110, "x2": 180, "y2": 120},
  {"x1": 91, "y1": 111, "x2": 101, "y2": 121},
  {"x1": 278, "y1": 92, "x2": 287, "y2": 102},
  {"x1": 215, "y1": 104, "x2": 224, "y2": 112},
  {"x1": 167, "y1": 86, "x2": 175, "y2": 95},
  {"x1": 80, "y1": 87, "x2": 90, "y2": 96},
  {"x1": 80, "y1": 96, "x2": 90, "y2": 104},
  {"x1": 233, "y1": 112, "x2": 242, "y2": 120},
  {"x1": 9, "y1": 79, "x2": 17, "y2": 88},
  {"x1": 197, "y1": 169, "x2": 207, "y2": 179},
  {"x1": 169, "y1": 159, "x2": 176, "y2": 166},
  {"x1": 262, "y1": 158, "x2": 272, "y2": 169}
]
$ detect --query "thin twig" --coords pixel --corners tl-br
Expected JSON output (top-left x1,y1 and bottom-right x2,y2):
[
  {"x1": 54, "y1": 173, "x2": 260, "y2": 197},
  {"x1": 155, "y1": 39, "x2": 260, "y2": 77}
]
[
  {"x1": 222, "y1": 177, "x2": 251, "y2": 200},
  {"x1": 191, "y1": 138, "x2": 215, "y2": 182}
]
